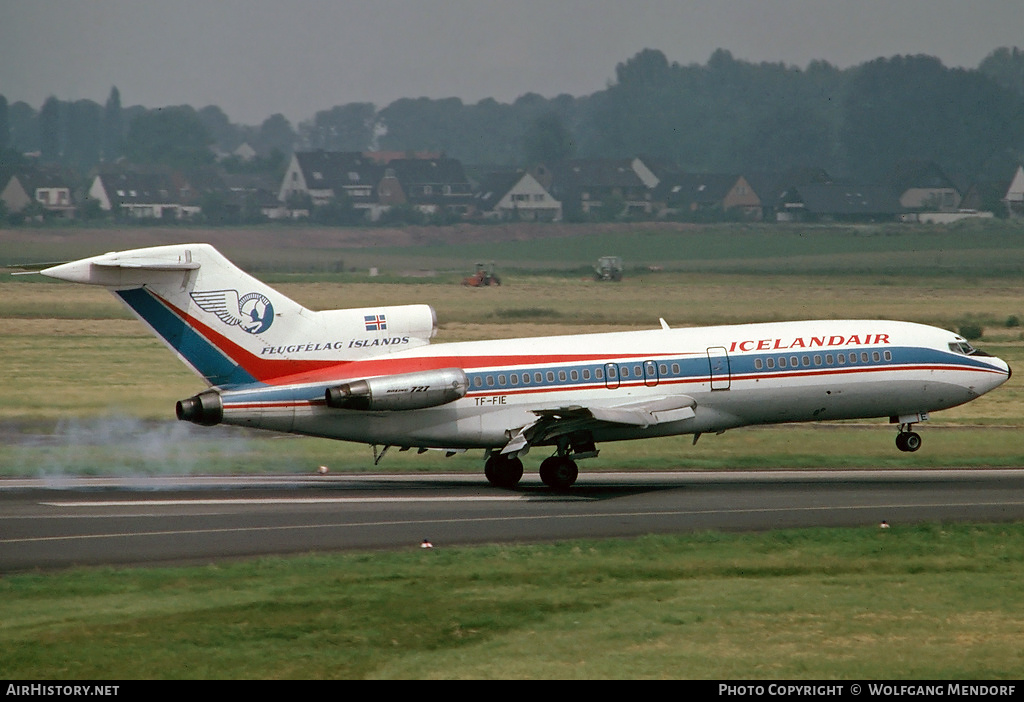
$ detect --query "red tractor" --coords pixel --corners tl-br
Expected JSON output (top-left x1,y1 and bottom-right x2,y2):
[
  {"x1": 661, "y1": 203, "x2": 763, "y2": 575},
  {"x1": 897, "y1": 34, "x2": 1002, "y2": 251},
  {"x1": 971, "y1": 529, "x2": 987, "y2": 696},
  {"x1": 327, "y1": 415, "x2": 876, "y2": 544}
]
[{"x1": 463, "y1": 262, "x2": 501, "y2": 287}]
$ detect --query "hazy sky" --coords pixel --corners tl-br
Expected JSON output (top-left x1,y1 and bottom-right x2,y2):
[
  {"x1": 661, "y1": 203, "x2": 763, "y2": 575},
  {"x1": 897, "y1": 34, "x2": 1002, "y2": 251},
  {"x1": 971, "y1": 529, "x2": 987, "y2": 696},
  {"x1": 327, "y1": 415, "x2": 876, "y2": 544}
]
[{"x1": 2, "y1": 0, "x2": 1022, "y2": 125}]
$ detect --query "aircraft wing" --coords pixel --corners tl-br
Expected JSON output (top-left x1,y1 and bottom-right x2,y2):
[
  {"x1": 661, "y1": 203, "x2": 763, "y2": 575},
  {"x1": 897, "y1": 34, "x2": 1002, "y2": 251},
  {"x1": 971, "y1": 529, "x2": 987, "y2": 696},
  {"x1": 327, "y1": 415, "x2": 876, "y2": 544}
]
[{"x1": 501, "y1": 395, "x2": 697, "y2": 455}]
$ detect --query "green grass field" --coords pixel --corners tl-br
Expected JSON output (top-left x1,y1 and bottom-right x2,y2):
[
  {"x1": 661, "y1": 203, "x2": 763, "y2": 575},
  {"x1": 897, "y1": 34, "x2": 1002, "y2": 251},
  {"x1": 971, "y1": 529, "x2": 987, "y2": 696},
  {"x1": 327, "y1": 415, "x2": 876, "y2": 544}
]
[
  {"x1": 3, "y1": 223, "x2": 1024, "y2": 679},
  {"x1": 3, "y1": 524, "x2": 1023, "y2": 679}
]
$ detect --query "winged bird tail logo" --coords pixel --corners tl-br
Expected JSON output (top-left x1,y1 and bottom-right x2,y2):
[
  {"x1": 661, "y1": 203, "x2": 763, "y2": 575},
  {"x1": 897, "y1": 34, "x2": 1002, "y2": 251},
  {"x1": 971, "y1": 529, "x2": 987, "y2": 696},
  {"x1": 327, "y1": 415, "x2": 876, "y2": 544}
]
[{"x1": 191, "y1": 290, "x2": 274, "y2": 334}]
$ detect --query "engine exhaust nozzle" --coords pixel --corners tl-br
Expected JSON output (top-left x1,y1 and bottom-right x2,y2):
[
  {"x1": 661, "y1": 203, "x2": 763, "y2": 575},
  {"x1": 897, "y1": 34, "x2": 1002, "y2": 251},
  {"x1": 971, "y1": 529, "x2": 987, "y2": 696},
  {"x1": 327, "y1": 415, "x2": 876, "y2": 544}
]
[{"x1": 175, "y1": 390, "x2": 224, "y2": 426}]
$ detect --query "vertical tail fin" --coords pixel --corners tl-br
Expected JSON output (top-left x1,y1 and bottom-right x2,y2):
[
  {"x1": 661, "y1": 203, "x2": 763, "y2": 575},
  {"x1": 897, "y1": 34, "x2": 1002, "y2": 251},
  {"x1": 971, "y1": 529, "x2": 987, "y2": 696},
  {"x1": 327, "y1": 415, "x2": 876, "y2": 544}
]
[
  {"x1": 42, "y1": 244, "x2": 311, "y2": 386},
  {"x1": 41, "y1": 243, "x2": 436, "y2": 387}
]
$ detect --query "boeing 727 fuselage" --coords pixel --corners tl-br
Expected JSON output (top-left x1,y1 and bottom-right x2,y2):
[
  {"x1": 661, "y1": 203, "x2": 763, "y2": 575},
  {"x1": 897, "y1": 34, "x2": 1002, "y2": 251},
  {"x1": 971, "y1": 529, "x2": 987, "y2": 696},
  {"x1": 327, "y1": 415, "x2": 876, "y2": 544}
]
[{"x1": 40, "y1": 244, "x2": 1011, "y2": 488}]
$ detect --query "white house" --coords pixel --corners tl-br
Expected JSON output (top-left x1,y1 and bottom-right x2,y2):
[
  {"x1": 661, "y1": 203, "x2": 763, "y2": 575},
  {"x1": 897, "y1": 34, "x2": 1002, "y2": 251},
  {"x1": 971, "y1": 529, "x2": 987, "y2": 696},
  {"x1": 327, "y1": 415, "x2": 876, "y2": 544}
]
[
  {"x1": 88, "y1": 170, "x2": 198, "y2": 219},
  {"x1": 1, "y1": 171, "x2": 75, "y2": 218},
  {"x1": 1004, "y1": 165, "x2": 1024, "y2": 217},
  {"x1": 278, "y1": 151, "x2": 384, "y2": 218},
  {"x1": 474, "y1": 171, "x2": 562, "y2": 221}
]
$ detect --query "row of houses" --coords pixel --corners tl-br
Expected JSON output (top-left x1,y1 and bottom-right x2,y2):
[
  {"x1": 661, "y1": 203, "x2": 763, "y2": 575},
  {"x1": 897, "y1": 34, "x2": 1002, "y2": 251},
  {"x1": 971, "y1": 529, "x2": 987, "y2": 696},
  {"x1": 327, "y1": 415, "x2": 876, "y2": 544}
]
[
  {"x1": 5, "y1": 152, "x2": 1024, "y2": 223},
  {"x1": 1, "y1": 164, "x2": 283, "y2": 222}
]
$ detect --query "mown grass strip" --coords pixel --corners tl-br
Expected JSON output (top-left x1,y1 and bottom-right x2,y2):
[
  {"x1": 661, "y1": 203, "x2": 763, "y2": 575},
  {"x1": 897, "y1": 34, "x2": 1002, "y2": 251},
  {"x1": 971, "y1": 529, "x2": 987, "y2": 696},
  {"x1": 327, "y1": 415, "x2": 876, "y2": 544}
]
[{"x1": 2, "y1": 524, "x2": 1023, "y2": 679}]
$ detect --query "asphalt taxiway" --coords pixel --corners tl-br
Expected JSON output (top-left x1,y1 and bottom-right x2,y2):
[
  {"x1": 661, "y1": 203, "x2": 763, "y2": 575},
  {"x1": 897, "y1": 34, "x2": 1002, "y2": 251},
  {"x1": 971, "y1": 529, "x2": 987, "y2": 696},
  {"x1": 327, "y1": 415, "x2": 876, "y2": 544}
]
[{"x1": 3, "y1": 469, "x2": 1024, "y2": 572}]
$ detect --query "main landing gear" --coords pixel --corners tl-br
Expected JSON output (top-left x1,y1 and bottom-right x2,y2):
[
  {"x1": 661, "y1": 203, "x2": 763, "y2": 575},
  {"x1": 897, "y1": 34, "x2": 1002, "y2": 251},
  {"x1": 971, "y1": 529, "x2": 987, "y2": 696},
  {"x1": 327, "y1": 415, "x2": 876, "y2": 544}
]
[
  {"x1": 538, "y1": 455, "x2": 579, "y2": 490},
  {"x1": 484, "y1": 453, "x2": 523, "y2": 489},
  {"x1": 486, "y1": 431, "x2": 593, "y2": 490},
  {"x1": 484, "y1": 452, "x2": 580, "y2": 490}
]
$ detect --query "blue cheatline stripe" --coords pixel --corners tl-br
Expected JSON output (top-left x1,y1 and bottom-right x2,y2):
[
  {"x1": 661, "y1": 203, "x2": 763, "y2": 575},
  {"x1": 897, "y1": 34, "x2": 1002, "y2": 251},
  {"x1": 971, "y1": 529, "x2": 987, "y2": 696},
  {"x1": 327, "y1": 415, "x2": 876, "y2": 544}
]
[
  {"x1": 117, "y1": 288, "x2": 258, "y2": 388},
  {"x1": 459, "y1": 346, "x2": 1001, "y2": 394}
]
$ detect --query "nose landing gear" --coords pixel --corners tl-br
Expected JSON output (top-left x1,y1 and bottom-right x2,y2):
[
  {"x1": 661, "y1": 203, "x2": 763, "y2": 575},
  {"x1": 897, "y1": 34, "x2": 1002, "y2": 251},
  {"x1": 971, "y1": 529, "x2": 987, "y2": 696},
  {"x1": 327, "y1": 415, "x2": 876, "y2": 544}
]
[
  {"x1": 892, "y1": 414, "x2": 927, "y2": 453},
  {"x1": 895, "y1": 430, "x2": 922, "y2": 452}
]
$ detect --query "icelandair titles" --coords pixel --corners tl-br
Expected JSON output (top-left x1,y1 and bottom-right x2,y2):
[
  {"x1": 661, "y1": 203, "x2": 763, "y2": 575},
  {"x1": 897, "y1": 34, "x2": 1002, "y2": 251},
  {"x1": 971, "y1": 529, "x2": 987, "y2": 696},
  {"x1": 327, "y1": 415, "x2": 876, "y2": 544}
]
[
  {"x1": 261, "y1": 336, "x2": 411, "y2": 355},
  {"x1": 728, "y1": 333, "x2": 891, "y2": 353}
]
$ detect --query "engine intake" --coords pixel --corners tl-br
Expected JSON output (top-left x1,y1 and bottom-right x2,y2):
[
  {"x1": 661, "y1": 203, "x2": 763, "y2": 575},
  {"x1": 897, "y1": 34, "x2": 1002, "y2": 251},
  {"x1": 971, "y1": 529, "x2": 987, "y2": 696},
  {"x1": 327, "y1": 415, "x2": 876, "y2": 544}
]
[
  {"x1": 176, "y1": 390, "x2": 224, "y2": 426},
  {"x1": 325, "y1": 368, "x2": 468, "y2": 411}
]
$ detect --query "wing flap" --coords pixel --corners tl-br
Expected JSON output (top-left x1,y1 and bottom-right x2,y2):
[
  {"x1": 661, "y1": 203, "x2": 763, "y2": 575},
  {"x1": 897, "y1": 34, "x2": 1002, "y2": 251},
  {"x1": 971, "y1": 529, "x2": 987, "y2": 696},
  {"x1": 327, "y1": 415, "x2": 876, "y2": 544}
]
[
  {"x1": 501, "y1": 395, "x2": 697, "y2": 455},
  {"x1": 560, "y1": 395, "x2": 697, "y2": 427},
  {"x1": 588, "y1": 397, "x2": 696, "y2": 427}
]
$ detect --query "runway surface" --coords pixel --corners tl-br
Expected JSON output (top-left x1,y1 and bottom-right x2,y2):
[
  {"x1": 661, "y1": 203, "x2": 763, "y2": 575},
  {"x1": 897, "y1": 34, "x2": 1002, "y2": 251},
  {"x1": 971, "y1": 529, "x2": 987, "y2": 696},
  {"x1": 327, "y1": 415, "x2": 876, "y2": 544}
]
[{"x1": 3, "y1": 469, "x2": 1024, "y2": 572}]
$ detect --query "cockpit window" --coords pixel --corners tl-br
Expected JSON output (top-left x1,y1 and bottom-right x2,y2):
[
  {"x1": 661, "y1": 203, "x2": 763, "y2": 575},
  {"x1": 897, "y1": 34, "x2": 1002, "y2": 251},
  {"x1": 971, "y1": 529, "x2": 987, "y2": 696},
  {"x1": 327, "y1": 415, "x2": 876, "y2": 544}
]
[{"x1": 949, "y1": 340, "x2": 991, "y2": 357}]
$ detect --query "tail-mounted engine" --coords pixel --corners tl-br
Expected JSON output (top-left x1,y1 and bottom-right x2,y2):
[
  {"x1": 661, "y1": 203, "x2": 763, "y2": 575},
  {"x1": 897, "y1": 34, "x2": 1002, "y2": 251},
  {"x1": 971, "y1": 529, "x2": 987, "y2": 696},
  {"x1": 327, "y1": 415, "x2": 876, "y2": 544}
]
[
  {"x1": 325, "y1": 368, "x2": 468, "y2": 411},
  {"x1": 176, "y1": 390, "x2": 224, "y2": 426}
]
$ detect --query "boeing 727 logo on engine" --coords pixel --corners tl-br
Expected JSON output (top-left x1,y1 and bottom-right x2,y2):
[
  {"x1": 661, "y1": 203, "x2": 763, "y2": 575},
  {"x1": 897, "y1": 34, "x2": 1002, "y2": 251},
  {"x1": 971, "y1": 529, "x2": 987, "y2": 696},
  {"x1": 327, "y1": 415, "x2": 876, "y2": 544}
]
[{"x1": 38, "y1": 243, "x2": 1011, "y2": 489}]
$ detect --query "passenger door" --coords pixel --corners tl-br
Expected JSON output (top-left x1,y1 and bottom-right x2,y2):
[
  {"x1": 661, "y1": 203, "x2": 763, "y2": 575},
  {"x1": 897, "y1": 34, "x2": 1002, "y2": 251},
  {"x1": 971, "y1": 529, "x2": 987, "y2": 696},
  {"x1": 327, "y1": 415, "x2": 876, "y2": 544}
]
[{"x1": 707, "y1": 346, "x2": 731, "y2": 390}]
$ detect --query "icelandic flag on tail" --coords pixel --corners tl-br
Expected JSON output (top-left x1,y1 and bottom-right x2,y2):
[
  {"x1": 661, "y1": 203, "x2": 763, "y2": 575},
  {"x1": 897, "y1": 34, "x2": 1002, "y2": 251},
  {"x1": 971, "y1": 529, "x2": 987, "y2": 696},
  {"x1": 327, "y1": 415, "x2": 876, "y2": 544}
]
[{"x1": 364, "y1": 314, "x2": 387, "y2": 331}]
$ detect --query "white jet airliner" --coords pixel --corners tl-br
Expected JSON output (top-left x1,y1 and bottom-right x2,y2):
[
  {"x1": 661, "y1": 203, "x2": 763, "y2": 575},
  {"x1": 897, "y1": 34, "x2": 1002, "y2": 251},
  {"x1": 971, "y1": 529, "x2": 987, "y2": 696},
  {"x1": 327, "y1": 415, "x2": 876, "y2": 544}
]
[{"x1": 39, "y1": 243, "x2": 1011, "y2": 489}]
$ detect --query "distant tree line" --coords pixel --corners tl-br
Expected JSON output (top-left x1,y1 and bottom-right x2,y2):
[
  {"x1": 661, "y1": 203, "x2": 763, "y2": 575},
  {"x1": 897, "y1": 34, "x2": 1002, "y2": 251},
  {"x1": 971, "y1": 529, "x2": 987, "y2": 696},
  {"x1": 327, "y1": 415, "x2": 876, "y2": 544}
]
[{"x1": 2, "y1": 46, "x2": 1024, "y2": 185}]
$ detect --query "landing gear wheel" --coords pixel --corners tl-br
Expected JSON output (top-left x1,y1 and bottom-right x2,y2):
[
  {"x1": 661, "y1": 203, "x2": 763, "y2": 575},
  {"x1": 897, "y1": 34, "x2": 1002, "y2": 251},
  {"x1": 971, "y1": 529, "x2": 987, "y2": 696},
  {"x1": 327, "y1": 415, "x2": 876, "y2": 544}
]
[
  {"x1": 539, "y1": 456, "x2": 579, "y2": 489},
  {"x1": 896, "y1": 431, "x2": 922, "y2": 453},
  {"x1": 485, "y1": 455, "x2": 523, "y2": 488}
]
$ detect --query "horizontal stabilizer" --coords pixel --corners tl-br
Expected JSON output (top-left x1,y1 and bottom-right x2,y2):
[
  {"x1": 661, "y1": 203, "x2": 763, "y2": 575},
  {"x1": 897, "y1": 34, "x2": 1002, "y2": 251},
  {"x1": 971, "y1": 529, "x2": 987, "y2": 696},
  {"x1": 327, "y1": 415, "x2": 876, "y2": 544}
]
[
  {"x1": 41, "y1": 249, "x2": 201, "y2": 285},
  {"x1": 93, "y1": 259, "x2": 201, "y2": 271}
]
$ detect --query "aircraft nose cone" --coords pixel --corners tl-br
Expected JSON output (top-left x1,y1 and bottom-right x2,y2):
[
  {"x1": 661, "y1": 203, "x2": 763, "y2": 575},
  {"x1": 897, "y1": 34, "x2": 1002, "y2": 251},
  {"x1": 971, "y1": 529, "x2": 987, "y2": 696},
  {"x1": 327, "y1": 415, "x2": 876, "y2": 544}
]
[
  {"x1": 998, "y1": 357, "x2": 1011, "y2": 380},
  {"x1": 995, "y1": 358, "x2": 1012, "y2": 384}
]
